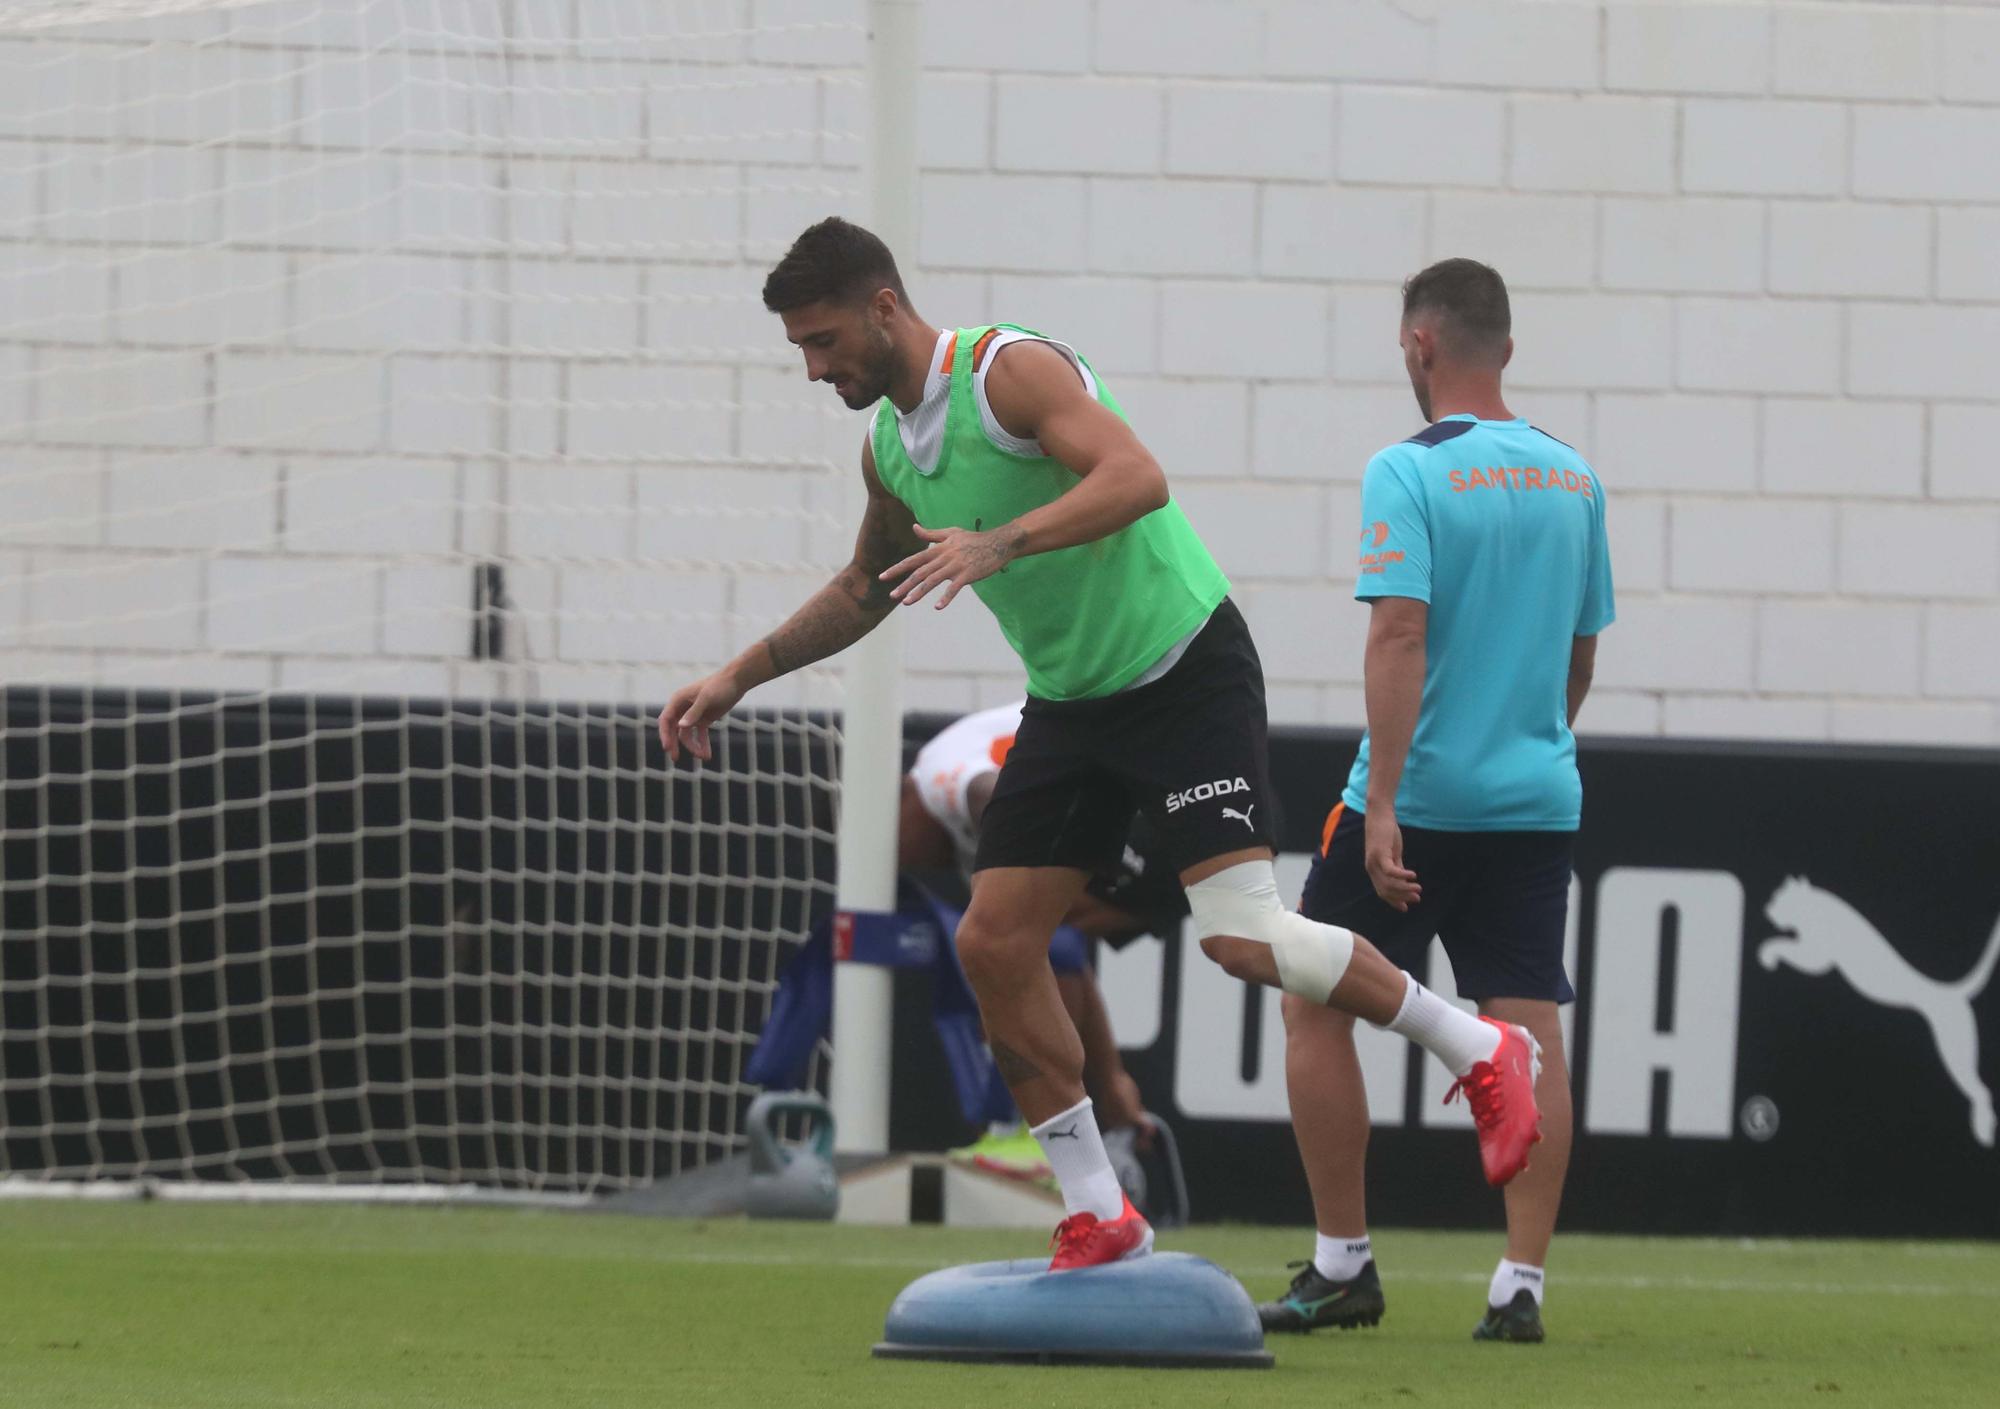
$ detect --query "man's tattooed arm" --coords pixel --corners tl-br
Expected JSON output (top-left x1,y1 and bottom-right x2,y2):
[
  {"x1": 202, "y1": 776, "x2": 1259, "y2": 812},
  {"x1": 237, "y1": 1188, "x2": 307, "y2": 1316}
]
[
  {"x1": 660, "y1": 448, "x2": 919, "y2": 761},
  {"x1": 755, "y1": 453, "x2": 921, "y2": 681}
]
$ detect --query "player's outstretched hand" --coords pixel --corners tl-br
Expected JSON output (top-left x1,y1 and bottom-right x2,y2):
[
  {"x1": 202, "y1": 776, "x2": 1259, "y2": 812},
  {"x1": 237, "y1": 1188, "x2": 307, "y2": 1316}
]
[
  {"x1": 881, "y1": 524, "x2": 1018, "y2": 610},
  {"x1": 659, "y1": 671, "x2": 744, "y2": 764},
  {"x1": 1364, "y1": 805, "x2": 1421, "y2": 912}
]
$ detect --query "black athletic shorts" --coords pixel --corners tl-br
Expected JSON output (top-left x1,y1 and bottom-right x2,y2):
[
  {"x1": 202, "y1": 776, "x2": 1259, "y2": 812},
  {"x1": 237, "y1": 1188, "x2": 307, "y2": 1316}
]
[
  {"x1": 974, "y1": 597, "x2": 1275, "y2": 879},
  {"x1": 1298, "y1": 802, "x2": 1576, "y2": 1004},
  {"x1": 1081, "y1": 812, "x2": 1190, "y2": 948}
]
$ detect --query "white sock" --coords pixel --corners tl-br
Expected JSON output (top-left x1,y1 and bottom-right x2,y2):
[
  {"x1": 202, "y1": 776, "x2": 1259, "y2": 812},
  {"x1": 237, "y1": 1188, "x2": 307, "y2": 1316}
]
[
  {"x1": 1313, "y1": 1233, "x2": 1372, "y2": 1282},
  {"x1": 1030, "y1": 1097, "x2": 1124, "y2": 1221},
  {"x1": 1385, "y1": 975, "x2": 1500, "y2": 1075},
  {"x1": 1490, "y1": 1258, "x2": 1544, "y2": 1308}
]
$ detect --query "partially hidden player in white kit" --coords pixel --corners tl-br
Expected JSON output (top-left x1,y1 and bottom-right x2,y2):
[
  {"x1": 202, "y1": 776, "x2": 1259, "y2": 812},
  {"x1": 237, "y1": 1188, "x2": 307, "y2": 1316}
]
[{"x1": 904, "y1": 701, "x2": 1166, "y2": 1188}]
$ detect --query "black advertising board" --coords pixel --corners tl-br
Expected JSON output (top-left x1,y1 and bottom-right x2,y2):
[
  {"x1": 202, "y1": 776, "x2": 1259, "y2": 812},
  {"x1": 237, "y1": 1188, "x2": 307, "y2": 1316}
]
[{"x1": 898, "y1": 715, "x2": 2000, "y2": 1238}]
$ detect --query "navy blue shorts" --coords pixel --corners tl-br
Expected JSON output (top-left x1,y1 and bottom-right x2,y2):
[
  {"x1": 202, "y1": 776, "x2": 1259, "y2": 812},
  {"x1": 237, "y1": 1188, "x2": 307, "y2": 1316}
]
[{"x1": 1298, "y1": 802, "x2": 1576, "y2": 1004}]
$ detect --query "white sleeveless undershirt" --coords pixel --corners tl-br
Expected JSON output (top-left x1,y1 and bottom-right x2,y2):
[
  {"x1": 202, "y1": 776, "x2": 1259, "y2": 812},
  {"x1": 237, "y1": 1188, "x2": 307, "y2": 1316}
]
[{"x1": 881, "y1": 328, "x2": 1205, "y2": 692}]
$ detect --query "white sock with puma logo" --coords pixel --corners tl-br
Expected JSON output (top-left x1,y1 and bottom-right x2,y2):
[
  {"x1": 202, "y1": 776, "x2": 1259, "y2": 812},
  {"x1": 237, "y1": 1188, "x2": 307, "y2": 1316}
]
[
  {"x1": 1490, "y1": 1258, "x2": 1545, "y2": 1308},
  {"x1": 1031, "y1": 1096, "x2": 1123, "y2": 1221},
  {"x1": 1314, "y1": 1233, "x2": 1373, "y2": 1282}
]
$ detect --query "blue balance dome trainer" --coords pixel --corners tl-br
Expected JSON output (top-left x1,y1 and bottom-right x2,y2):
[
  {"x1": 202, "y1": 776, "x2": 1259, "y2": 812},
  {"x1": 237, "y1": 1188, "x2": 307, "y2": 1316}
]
[{"x1": 873, "y1": 1252, "x2": 1272, "y2": 1369}]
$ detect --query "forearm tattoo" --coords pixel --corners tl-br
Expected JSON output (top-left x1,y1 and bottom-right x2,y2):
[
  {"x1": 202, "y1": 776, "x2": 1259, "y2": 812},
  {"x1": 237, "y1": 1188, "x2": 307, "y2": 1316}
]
[{"x1": 760, "y1": 500, "x2": 905, "y2": 676}]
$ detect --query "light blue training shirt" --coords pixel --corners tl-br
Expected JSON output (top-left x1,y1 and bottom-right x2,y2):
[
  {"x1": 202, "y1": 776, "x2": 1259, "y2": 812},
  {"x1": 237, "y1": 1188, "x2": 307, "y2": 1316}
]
[{"x1": 1341, "y1": 414, "x2": 1615, "y2": 832}]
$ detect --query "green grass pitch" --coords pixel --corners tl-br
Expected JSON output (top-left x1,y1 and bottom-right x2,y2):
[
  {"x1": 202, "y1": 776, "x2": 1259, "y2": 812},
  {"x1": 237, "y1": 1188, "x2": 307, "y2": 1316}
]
[{"x1": 2, "y1": 1203, "x2": 1995, "y2": 1407}]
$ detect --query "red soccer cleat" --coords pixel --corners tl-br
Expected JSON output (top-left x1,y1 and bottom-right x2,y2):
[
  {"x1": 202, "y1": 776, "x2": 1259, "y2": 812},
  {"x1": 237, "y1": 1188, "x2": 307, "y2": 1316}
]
[
  {"x1": 1047, "y1": 1193, "x2": 1155, "y2": 1272},
  {"x1": 1445, "y1": 1019, "x2": 1544, "y2": 1187}
]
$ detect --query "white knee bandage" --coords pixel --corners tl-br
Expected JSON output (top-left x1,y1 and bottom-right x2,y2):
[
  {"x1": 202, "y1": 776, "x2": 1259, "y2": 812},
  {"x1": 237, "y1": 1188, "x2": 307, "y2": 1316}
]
[{"x1": 1185, "y1": 860, "x2": 1354, "y2": 1004}]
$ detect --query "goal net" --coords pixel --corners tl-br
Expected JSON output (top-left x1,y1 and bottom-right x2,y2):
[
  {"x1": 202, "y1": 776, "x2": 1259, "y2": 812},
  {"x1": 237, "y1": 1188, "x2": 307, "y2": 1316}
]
[{"x1": 0, "y1": 0, "x2": 864, "y2": 1195}]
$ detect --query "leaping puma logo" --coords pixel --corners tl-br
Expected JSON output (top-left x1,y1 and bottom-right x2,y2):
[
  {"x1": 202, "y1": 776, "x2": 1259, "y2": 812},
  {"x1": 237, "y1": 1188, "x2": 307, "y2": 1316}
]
[
  {"x1": 1222, "y1": 804, "x2": 1256, "y2": 832},
  {"x1": 1761, "y1": 877, "x2": 2000, "y2": 1147}
]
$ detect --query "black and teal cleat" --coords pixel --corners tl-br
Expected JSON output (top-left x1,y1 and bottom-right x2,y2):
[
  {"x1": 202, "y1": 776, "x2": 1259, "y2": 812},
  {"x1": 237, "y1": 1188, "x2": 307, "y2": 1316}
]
[
  {"x1": 1256, "y1": 1260, "x2": 1385, "y2": 1333},
  {"x1": 1472, "y1": 1288, "x2": 1545, "y2": 1343}
]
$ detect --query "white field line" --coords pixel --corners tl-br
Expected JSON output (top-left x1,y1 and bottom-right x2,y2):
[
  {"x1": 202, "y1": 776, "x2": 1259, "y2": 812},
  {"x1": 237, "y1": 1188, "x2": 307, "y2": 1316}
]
[
  {"x1": 645, "y1": 1252, "x2": 2000, "y2": 1299},
  {"x1": 19, "y1": 1238, "x2": 1999, "y2": 1300}
]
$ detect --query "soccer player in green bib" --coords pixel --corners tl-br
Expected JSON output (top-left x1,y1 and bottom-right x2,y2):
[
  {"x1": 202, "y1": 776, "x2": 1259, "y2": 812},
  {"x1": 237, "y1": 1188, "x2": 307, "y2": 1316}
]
[{"x1": 660, "y1": 219, "x2": 1543, "y2": 1271}]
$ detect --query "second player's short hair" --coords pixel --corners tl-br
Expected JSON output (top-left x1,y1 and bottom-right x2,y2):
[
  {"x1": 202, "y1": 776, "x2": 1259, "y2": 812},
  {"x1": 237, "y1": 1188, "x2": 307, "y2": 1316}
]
[
  {"x1": 1402, "y1": 258, "x2": 1510, "y2": 362},
  {"x1": 762, "y1": 217, "x2": 909, "y2": 313}
]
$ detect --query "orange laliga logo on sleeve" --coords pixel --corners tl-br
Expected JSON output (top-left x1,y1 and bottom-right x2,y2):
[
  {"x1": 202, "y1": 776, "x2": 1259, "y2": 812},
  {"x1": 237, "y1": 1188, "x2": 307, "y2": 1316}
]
[
  {"x1": 988, "y1": 735, "x2": 1015, "y2": 768},
  {"x1": 1358, "y1": 521, "x2": 1399, "y2": 573}
]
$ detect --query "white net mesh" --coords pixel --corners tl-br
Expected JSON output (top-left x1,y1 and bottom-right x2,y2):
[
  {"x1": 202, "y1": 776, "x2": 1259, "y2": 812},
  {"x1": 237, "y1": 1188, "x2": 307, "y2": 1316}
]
[{"x1": 0, "y1": 0, "x2": 862, "y2": 1192}]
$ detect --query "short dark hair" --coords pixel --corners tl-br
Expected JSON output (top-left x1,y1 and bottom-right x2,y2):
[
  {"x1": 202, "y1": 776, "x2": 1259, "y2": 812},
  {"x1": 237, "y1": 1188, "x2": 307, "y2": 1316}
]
[
  {"x1": 762, "y1": 217, "x2": 908, "y2": 313},
  {"x1": 1402, "y1": 258, "x2": 1510, "y2": 361}
]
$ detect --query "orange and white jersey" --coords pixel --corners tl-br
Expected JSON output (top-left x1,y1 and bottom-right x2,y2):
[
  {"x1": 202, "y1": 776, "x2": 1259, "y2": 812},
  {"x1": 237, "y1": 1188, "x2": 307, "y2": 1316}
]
[{"x1": 909, "y1": 699, "x2": 1027, "y2": 870}]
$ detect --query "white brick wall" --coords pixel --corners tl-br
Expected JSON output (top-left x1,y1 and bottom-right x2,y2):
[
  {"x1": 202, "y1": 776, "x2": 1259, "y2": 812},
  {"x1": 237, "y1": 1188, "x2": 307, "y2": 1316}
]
[
  {"x1": 1166, "y1": 83, "x2": 1334, "y2": 181},
  {"x1": 1605, "y1": 3, "x2": 1772, "y2": 97},
  {"x1": 1671, "y1": 499, "x2": 1835, "y2": 596},
  {"x1": 1937, "y1": 209, "x2": 2000, "y2": 303},
  {"x1": 1762, "y1": 400, "x2": 1925, "y2": 500},
  {"x1": 1931, "y1": 406, "x2": 2000, "y2": 502},
  {"x1": 1114, "y1": 377, "x2": 1250, "y2": 480},
  {"x1": 1436, "y1": 2, "x2": 1600, "y2": 93},
  {"x1": 1253, "y1": 383, "x2": 1415, "y2": 484},
  {"x1": 1509, "y1": 96, "x2": 1676, "y2": 195},
  {"x1": 1849, "y1": 306, "x2": 2000, "y2": 401},
  {"x1": 107, "y1": 454, "x2": 282, "y2": 552},
  {"x1": 0, "y1": 0, "x2": 1994, "y2": 748},
  {"x1": 23, "y1": 553, "x2": 204, "y2": 652},
  {"x1": 1509, "y1": 293, "x2": 1672, "y2": 391},
  {"x1": 987, "y1": 275, "x2": 1155, "y2": 374},
  {"x1": 1607, "y1": 495, "x2": 1666, "y2": 595},
  {"x1": 1677, "y1": 299, "x2": 1843, "y2": 396},
  {"x1": 921, "y1": 172, "x2": 1086, "y2": 273},
  {"x1": 1941, "y1": 10, "x2": 2000, "y2": 104},
  {"x1": 1595, "y1": 395, "x2": 1759, "y2": 494},
  {"x1": 1339, "y1": 88, "x2": 1506, "y2": 188},
  {"x1": 1175, "y1": 481, "x2": 1327, "y2": 581},
  {"x1": 1926, "y1": 606, "x2": 2000, "y2": 700},
  {"x1": 2, "y1": 244, "x2": 113, "y2": 343},
  {"x1": 1853, "y1": 108, "x2": 2000, "y2": 203},
  {"x1": 1261, "y1": 185, "x2": 1428, "y2": 283},
  {"x1": 1759, "y1": 601, "x2": 1922, "y2": 696},
  {"x1": 1096, "y1": 0, "x2": 1262, "y2": 78},
  {"x1": 924, "y1": 0, "x2": 1090, "y2": 75},
  {"x1": 1598, "y1": 199, "x2": 1763, "y2": 295},
  {"x1": 216, "y1": 354, "x2": 385, "y2": 452},
  {"x1": 1767, "y1": 204, "x2": 1931, "y2": 300},
  {"x1": 997, "y1": 78, "x2": 1163, "y2": 176},
  {"x1": 1683, "y1": 100, "x2": 1847, "y2": 198},
  {"x1": 1162, "y1": 281, "x2": 1326, "y2": 379},
  {"x1": 1264, "y1": 1, "x2": 1430, "y2": 84},
  {"x1": 1773, "y1": 5, "x2": 1938, "y2": 102},
  {"x1": 1089, "y1": 179, "x2": 1256, "y2": 276},
  {"x1": 1837, "y1": 505, "x2": 1999, "y2": 602},
  {"x1": 207, "y1": 556, "x2": 381, "y2": 656},
  {"x1": 1431, "y1": 193, "x2": 1594, "y2": 290},
  {"x1": 1828, "y1": 701, "x2": 1996, "y2": 748},
  {"x1": 1586, "y1": 596, "x2": 1758, "y2": 694},
  {"x1": 117, "y1": 249, "x2": 291, "y2": 348}
]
